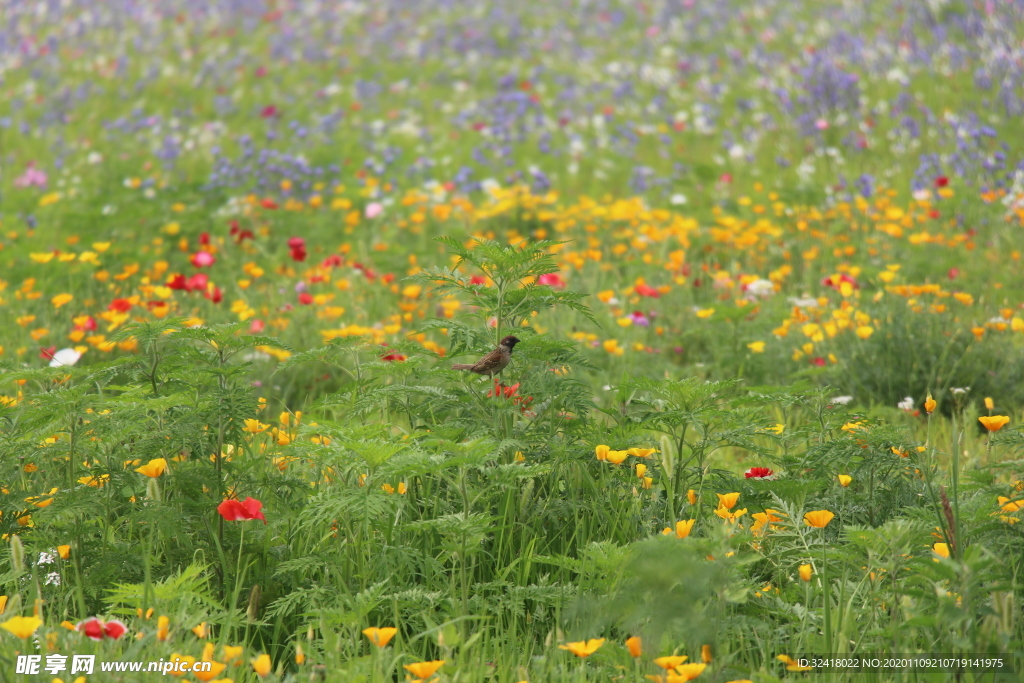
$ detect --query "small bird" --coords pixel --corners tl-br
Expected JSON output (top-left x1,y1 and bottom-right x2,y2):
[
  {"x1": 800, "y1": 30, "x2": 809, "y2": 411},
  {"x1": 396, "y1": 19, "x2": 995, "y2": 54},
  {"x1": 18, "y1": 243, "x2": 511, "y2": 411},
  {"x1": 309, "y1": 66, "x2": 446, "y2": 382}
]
[{"x1": 451, "y1": 335, "x2": 521, "y2": 376}]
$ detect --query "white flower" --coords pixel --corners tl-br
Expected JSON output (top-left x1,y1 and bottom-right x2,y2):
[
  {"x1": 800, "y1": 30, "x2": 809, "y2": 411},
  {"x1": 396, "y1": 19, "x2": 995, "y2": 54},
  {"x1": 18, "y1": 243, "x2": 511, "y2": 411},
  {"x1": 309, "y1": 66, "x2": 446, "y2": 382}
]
[
  {"x1": 49, "y1": 348, "x2": 82, "y2": 368},
  {"x1": 45, "y1": 572, "x2": 61, "y2": 586},
  {"x1": 897, "y1": 396, "x2": 915, "y2": 411},
  {"x1": 951, "y1": 387, "x2": 970, "y2": 395},
  {"x1": 37, "y1": 551, "x2": 55, "y2": 566},
  {"x1": 787, "y1": 296, "x2": 819, "y2": 309},
  {"x1": 830, "y1": 395, "x2": 854, "y2": 405},
  {"x1": 745, "y1": 279, "x2": 775, "y2": 300},
  {"x1": 670, "y1": 193, "x2": 688, "y2": 205}
]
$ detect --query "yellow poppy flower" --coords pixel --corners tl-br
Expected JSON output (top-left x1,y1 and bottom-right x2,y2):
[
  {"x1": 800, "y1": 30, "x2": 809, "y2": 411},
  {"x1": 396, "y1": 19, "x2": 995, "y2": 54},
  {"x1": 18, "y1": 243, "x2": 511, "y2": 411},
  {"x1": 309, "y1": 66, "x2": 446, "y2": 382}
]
[
  {"x1": 803, "y1": 510, "x2": 835, "y2": 528},
  {"x1": 252, "y1": 653, "x2": 272, "y2": 677},
  {"x1": 559, "y1": 639, "x2": 605, "y2": 658},
  {"x1": 978, "y1": 415, "x2": 1009, "y2": 432},
  {"x1": 135, "y1": 458, "x2": 167, "y2": 478},
  {"x1": 403, "y1": 660, "x2": 446, "y2": 678},
  {"x1": 1, "y1": 616, "x2": 42, "y2": 639},
  {"x1": 362, "y1": 626, "x2": 397, "y2": 648},
  {"x1": 716, "y1": 492, "x2": 740, "y2": 510}
]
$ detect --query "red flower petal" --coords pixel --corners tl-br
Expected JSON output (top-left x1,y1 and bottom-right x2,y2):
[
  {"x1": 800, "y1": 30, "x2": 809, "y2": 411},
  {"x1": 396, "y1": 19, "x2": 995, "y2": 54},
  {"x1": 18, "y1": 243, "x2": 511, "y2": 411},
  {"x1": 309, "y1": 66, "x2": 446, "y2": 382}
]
[
  {"x1": 77, "y1": 617, "x2": 106, "y2": 641},
  {"x1": 104, "y1": 619, "x2": 128, "y2": 639},
  {"x1": 217, "y1": 499, "x2": 245, "y2": 521}
]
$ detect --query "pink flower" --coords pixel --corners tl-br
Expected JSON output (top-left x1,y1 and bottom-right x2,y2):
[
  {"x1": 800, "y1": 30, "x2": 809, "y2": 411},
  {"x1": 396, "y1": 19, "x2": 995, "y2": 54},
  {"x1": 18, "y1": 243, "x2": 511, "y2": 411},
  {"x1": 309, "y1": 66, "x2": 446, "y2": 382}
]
[
  {"x1": 14, "y1": 164, "x2": 48, "y2": 188},
  {"x1": 365, "y1": 202, "x2": 384, "y2": 219},
  {"x1": 185, "y1": 273, "x2": 209, "y2": 292},
  {"x1": 249, "y1": 319, "x2": 265, "y2": 334},
  {"x1": 191, "y1": 251, "x2": 216, "y2": 268},
  {"x1": 538, "y1": 273, "x2": 566, "y2": 289}
]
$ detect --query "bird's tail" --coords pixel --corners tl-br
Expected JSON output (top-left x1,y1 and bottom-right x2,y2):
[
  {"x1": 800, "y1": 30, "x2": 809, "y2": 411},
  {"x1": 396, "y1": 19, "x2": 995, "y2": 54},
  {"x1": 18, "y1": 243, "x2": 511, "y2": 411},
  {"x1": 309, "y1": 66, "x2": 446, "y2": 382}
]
[{"x1": 451, "y1": 364, "x2": 475, "y2": 371}]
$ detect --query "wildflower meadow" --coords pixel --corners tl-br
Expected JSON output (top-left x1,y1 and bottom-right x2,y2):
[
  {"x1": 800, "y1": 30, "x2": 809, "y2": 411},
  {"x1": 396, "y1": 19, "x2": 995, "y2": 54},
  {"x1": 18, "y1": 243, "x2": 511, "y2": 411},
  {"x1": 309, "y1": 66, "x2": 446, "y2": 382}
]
[{"x1": 3, "y1": 0, "x2": 1024, "y2": 681}]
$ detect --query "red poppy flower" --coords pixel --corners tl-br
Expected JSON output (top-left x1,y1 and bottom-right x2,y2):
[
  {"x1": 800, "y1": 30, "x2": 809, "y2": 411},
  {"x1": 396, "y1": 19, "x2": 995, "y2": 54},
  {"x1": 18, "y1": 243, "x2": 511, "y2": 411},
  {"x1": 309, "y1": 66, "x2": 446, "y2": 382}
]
[
  {"x1": 167, "y1": 274, "x2": 188, "y2": 290},
  {"x1": 811, "y1": 357, "x2": 826, "y2": 367},
  {"x1": 470, "y1": 275, "x2": 487, "y2": 285},
  {"x1": 217, "y1": 497, "x2": 267, "y2": 523},
  {"x1": 288, "y1": 237, "x2": 307, "y2": 262},
  {"x1": 78, "y1": 617, "x2": 105, "y2": 641},
  {"x1": 298, "y1": 292, "x2": 314, "y2": 305},
  {"x1": 634, "y1": 284, "x2": 661, "y2": 298},
  {"x1": 745, "y1": 467, "x2": 774, "y2": 479},
  {"x1": 39, "y1": 346, "x2": 57, "y2": 361},
  {"x1": 230, "y1": 222, "x2": 254, "y2": 243},
  {"x1": 380, "y1": 343, "x2": 406, "y2": 362},
  {"x1": 76, "y1": 618, "x2": 127, "y2": 641},
  {"x1": 108, "y1": 298, "x2": 133, "y2": 313},
  {"x1": 104, "y1": 619, "x2": 128, "y2": 639},
  {"x1": 935, "y1": 176, "x2": 948, "y2": 187},
  {"x1": 260, "y1": 198, "x2": 278, "y2": 210},
  {"x1": 821, "y1": 274, "x2": 860, "y2": 290},
  {"x1": 204, "y1": 286, "x2": 223, "y2": 304}
]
